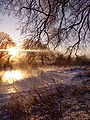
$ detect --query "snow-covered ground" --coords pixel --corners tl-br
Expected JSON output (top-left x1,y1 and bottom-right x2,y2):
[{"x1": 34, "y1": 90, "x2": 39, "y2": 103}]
[
  {"x1": 0, "y1": 66, "x2": 89, "y2": 101},
  {"x1": 0, "y1": 66, "x2": 90, "y2": 120}
]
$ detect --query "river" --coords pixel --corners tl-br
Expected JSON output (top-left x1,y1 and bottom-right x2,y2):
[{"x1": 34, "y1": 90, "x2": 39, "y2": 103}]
[{"x1": 0, "y1": 66, "x2": 88, "y2": 94}]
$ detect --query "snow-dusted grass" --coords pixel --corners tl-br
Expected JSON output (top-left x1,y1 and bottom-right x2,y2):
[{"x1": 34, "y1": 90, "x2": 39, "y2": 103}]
[
  {"x1": 2, "y1": 79, "x2": 89, "y2": 120},
  {"x1": 0, "y1": 66, "x2": 90, "y2": 120}
]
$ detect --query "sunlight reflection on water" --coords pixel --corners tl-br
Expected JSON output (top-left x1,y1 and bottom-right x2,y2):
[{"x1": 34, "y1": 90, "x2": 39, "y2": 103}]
[
  {"x1": 0, "y1": 66, "x2": 58, "y2": 94},
  {"x1": 3, "y1": 70, "x2": 23, "y2": 84}
]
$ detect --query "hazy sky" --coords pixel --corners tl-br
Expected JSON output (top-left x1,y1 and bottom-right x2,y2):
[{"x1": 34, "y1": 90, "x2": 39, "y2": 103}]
[
  {"x1": 0, "y1": 14, "x2": 22, "y2": 45},
  {"x1": 0, "y1": 14, "x2": 90, "y2": 57}
]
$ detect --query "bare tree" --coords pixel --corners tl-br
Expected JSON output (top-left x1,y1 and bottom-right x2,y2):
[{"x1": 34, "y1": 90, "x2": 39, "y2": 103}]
[
  {"x1": 22, "y1": 38, "x2": 48, "y2": 65},
  {"x1": 0, "y1": 0, "x2": 90, "y2": 56},
  {"x1": 0, "y1": 32, "x2": 16, "y2": 68}
]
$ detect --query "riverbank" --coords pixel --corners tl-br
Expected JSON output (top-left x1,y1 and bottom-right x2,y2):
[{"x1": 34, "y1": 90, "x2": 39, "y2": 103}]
[{"x1": 0, "y1": 67, "x2": 90, "y2": 120}]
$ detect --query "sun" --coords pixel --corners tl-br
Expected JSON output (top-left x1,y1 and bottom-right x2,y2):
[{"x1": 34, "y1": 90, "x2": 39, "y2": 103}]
[{"x1": 8, "y1": 47, "x2": 18, "y2": 56}]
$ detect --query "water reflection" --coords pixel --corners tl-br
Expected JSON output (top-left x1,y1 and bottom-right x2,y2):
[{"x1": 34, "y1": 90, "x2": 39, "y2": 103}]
[
  {"x1": 3, "y1": 70, "x2": 23, "y2": 84},
  {"x1": 0, "y1": 67, "x2": 55, "y2": 94}
]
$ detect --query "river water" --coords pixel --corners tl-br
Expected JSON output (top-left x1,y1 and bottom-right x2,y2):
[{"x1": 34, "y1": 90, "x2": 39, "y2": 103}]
[
  {"x1": 0, "y1": 67, "x2": 87, "y2": 94},
  {"x1": 0, "y1": 68, "x2": 41, "y2": 94},
  {"x1": 0, "y1": 66, "x2": 58, "y2": 94}
]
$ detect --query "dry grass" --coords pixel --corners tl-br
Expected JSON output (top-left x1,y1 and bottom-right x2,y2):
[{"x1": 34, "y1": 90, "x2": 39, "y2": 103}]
[{"x1": 1, "y1": 80, "x2": 89, "y2": 120}]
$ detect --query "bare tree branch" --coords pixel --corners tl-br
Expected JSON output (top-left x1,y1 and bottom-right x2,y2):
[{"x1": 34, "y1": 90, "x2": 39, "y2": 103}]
[{"x1": 0, "y1": 0, "x2": 90, "y2": 55}]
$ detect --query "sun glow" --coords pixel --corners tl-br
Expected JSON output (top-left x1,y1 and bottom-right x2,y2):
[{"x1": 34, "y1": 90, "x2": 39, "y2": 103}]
[
  {"x1": 0, "y1": 48, "x2": 51, "y2": 53},
  {"x1": 3, "y1": 70, "x2": 23, "y2": 84},
  {"x1": 8, "y1": 47, "x2": 18, "y2": 56}
]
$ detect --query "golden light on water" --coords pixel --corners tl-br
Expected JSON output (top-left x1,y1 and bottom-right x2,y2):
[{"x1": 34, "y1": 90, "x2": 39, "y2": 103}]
[{"x1": 3, "y1": 70, "x2": 23, "y2": 84}]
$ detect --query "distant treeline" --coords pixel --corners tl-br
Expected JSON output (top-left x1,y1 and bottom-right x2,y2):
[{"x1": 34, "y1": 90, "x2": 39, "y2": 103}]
[
  {"x1": 20, "y1": 51, "x2": 90, "y2": 67},
  {"x1": 53, "y1": 54, "x2": 90, "y2": 66},
  {"x1": 21, "y1": 39, "x2": 90, "y2": 67}
]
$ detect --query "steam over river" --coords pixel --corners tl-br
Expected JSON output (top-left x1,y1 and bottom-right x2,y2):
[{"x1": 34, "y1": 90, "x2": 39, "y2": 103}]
[
  {"x1": 0, "y1": 68, "x2": 43, "y2": 94},
  {"x1": 0, "y1": 67, "x2": 88, "y2": 94}
]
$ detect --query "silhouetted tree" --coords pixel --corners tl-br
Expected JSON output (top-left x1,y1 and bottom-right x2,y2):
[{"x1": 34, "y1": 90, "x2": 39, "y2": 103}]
[
  {"x1": 0, "y1": 0, "x2": 90, "y2": 56},
  {"x1": 75, "y1": 55, "x2": 90, "y2": 66},
  {"x1": 22, "y1": 39, "x2": 47, "y2": 65},
  {"x1": 0, "y1": 32, "x2": 16, "y2": 68},
  {"x1": 54, "y1": 53, "x2": 66, "y2": 66}
]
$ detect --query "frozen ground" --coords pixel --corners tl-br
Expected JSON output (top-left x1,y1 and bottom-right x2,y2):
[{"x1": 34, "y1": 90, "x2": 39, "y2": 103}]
[
  {"x1": 0, "y1": 66, "x2": 90, "y2": 120},
  {"x1": 0, "y1": 66, "x2": 89, "y2": 100}
]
